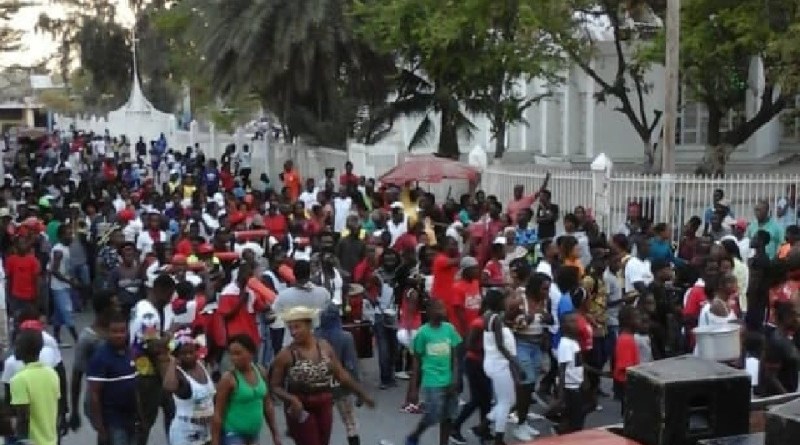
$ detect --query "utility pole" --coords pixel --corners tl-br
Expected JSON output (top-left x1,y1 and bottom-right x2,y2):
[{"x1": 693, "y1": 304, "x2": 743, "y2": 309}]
[{"x1": 662, "y1": 0, "x2": 680, "y2": 174}]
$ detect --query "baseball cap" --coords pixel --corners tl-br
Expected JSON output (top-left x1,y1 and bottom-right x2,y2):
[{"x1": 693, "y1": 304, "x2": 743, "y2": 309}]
[{"x1": 459, "y1": 256, "x2": 479, "y2": 272}]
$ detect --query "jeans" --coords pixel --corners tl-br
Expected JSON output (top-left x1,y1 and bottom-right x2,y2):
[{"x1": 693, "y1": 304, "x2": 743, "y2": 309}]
[
  {"x1": 71, "y1": 263, "x2": 90, "y2": 310},
  {"x1": 373, "y1": 315, "x2": 397, "y2": 385},
  {"x1": 420, "y1": 387, "x2": 458, "y2": 429},
  {"x1": 51, "y1": 288, "x2": 74, "y2": 328},
  {"x1": 605, "y1": 326, "x2": 619, "y2": 371},
  {"x1": 453, "y1": 358, "x2": 492, "y2": 430},
  {"x1": 516, "y1": 341, "x2": 542, "y2": 386},
  {"x1": 108, "y1": 426, "x2": 137, "y2": 445}
]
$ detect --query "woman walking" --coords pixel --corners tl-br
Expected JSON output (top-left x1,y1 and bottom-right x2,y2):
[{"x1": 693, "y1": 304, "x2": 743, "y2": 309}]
[
  {"x1": 483, "y1": 290, "x2": 521, "y2": 445},
  {"x1": 211, "y1": 334, "x2": 281, "y2": 445},
  {"x1": 270, "y1": 306, "x2": 374, "y2": 445},
  {"x1": 163, "y1": 328, "x2": 215, "y2": 445}
]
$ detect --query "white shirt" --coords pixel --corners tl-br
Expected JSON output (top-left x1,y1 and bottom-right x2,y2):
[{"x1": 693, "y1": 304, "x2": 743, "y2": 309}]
[
  {"x1": 387, "y1": 217, "x2": 408, "y2": 246},
  {"x1": 333, "y1": 197, "x2": 352, "y2": 233},
  {"x1": 50, "y1": 243, "x2": 72, "y2": 290},
  {"x1": 113, "y1": 197, "x2": 126, "y2": 213},
  {"x1": 557, "y1": 337, "x2": 583, "y2": 389},
  {"x1": 298, "y1": 189, "x2": 319, "y2": 210},
  {"x1": 2, "y1": 332, "x2": 62, "y2": 383},
  {"x1": 624, "y1": 256, "x2": 653, "y2": 294},
  {"x1": 238, "y1": 151, "x2": 252, "y2": 169},
  {"x1": 234, "y1": 241, "x2": 265, "y2": 258},
  {"x1": 130, "y1": 299, "x2": 162, "y2": 346},
  {"x1": 136, "y1": 230, "x2": 167, "y2": 260}
]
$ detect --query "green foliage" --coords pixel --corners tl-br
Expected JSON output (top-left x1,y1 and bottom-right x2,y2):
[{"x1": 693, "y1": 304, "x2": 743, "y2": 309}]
[{"x1": 354, "y1": 0, "x2": 570, "y2": 157}]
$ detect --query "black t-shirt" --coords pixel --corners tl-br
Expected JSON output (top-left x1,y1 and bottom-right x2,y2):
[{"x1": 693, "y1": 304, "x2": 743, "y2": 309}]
[
  {"x1": 763, "y1": 329, "x2": 800, "y2": 395},
  {"x1": 536, "y1": 203, "x2": 559, "y2": 239}
]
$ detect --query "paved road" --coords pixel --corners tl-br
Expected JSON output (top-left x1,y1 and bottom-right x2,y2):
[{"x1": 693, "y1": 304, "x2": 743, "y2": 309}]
[{"x1": 60, "y1": 313, "x2": 622, "y2": 445}]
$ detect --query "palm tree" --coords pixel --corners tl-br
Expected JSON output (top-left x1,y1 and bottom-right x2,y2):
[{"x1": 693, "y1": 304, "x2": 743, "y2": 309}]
[
  {"x1": 367, "y1": 67, "x2": 476, "y2": 159},
  {"x1": 198, "y1": 0, "x2": 394, "y2": 148}
]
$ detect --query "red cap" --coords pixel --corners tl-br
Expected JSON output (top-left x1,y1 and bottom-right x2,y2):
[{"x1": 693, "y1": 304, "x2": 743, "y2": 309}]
[
  {"x1": 197, "y1": 243, "x2": 214, "y2": 254},
  {"x1": 119, "y1": 209, "x2": 136, "y2": 222}
]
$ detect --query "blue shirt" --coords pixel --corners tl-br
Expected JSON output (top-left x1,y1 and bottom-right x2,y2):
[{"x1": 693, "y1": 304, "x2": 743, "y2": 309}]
[
  {"x1": 746, "y1": 218, "x2": 784, "y2": 260},
  {"x1": 648, "y1": 237, "x2": 685, "y2": 267},
  {"x1": 515, "y1": 227, "x2": 538, "y2": 247},
  {"x1": 86, "y1": 343, "x2": 138, "y2": 429},
  {"x1": 552, "y1": 292, "x2": 576, "y2": 350}
]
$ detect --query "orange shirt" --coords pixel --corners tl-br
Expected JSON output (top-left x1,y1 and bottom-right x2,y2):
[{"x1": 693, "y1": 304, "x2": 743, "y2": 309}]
[{"x1": 283, "y1": 169, "x2": 301, "y2": 201}]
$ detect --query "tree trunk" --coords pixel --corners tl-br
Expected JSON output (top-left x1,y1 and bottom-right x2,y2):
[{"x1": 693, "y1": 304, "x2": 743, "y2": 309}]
[
  {"x1": 438, "y1": 103, "x2": 460, "y2": 159},
  {"x1": 493, "y1": 119, "x2": 506, "y2": 159},
  {"x1": 642, "y1": 140, "x2": 658, "y2": 173},
  {"x1": 696, "y1": 143, "x2": 733, "y2": 177},
  {"x1": 695, "y1": 104, "x2": 726, "y2": 176}
]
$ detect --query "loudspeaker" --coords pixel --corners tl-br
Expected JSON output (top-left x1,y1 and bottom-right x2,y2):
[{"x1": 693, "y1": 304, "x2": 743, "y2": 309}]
[
  {"x1": 698, "y1": 434, "x2": 764, "y2": 445},
  {"x1": 765, "y1": 398, "x2": 800, "y2": 445},
  {"x1": 623, "y1": 355, "x2": 751, "y2": 445}
]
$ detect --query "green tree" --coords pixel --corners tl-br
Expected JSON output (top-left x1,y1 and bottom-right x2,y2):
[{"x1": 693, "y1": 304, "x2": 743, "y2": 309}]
[
  {"x1": 646, "y1": 0, "x2": 795, "y2": 175},
  {"x1": 552, "y1": 0, "x2": 666, "y2": 171},
  {"x1": 195, "y1": 0, "x2": 393, "y2": 148},
  {"x1": 355, "y1": 0, "x2": 571, "y2": 158}
]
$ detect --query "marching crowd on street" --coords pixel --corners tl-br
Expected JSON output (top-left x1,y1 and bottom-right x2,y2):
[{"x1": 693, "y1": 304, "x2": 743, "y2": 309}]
[{"x1": 0, "y1": 129, "x2": 798, "y2": 445}]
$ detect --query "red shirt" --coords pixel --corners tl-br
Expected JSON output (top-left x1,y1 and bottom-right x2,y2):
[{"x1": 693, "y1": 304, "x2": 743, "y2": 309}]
[
  {"x1": 576, "y1": 313, "x2": 593, "y2": 351},
  {"x1": 339, "y1": 172, "x2": 359, "y2": 187},
  {"x1": 175, "y1": 238, "x2": 193, "y2": 256},
  {"x1": 283, "y1": 169, "x2": 302, "y2": 201},
  {"x1": 220, "y1": 169, "x2": 235, "y2": 191},
  {"x1": 393, "y1": 233, "x2": 417, "y2": 254},
  {"x1": 217, "y1": 283, "x2": 269, "y2": 345},
  {"x1": 613, "y1": 332, "x2": 640, "y2": 382},
  {"x1": 431, "y1": 253, "x2": 458, "y2": 303},
  {"x1": 506, "y1": 193, "x2": 539, "y2": 224},
  {"x1": 264, "y1": 214, "x2": 288, "y2": 241},
  {"x1": 682, "y1": 283, "x2": 708, "y2": 348},
  {"x1": 451, "y1": 279, "x2": 482, "y2": 335},
  {"x1": 5, "y1": 254, "x2": 41, "y2": 300},
  {"x1": 483, "y1": 260, "x2": 504, "y2": 286},
  {"x1": 353, "y1": 259, "x2": 374, "y2": 285},
  {"x1": 465, "y1": 317, "x2": 485, "y2": 361}
]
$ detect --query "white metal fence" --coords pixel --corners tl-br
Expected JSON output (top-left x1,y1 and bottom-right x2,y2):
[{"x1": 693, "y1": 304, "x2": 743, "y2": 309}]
[{"x1": 482, "y1": 166, "x2": 800, "y2": 235}]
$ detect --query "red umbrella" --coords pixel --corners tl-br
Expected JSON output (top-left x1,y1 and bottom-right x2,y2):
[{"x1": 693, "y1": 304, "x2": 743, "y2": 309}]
[{"x1": 379, "y1": 155, "x2": 480, "y2": 185}]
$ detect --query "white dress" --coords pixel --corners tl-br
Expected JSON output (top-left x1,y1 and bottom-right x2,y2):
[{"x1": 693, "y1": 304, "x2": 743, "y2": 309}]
[{"x1": 169, "y1": 365, "x2": 216, "y2": 445}]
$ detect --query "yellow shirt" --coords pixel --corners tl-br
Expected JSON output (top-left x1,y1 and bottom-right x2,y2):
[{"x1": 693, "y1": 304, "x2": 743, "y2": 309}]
[
  {"x1": 10, "y1": 362, "x2": 60, "y2": 445},
  {"x1": 183, "y1": 185, "x2": 197, "y2": 200},
  {"x1": 400, "y1": 187, "x2": 418, "y2": 226}
]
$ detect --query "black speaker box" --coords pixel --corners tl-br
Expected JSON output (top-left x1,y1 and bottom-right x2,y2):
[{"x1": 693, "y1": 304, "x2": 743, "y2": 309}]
[
  {"x1": 765, "y1": 398, "x2": 800, "y2": 445},
  {"x1": 623, "y1": 355, "x2": 752, "y2": 445},
  {"x1": 698, "y1": 434, "x2": 764, "y2": 445}
]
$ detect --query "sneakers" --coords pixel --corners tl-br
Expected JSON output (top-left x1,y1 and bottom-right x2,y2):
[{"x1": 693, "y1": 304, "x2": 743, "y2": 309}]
[
  {"x1": 395, "y1": 371, "x2": 411, "y2": 380},
  {"x1": 523, "y1": 423, "x2": 541, "y2": 437},
  {"x1": 511, "y1": 424, "x2": 533, "y2": 442},
  {"x1": 449, "y1": 431, "x2": 467, "y2": 445}
]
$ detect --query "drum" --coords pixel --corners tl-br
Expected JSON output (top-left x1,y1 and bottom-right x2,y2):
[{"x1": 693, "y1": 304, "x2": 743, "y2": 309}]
[{"x1": 344, "y1": 321, "x2": 373, "y2": 359}]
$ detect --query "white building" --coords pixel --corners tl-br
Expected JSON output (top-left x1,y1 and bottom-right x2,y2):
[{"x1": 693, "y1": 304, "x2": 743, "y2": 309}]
[{"x1": 382, "y1": 16, "x2": 793, "y2": 170}]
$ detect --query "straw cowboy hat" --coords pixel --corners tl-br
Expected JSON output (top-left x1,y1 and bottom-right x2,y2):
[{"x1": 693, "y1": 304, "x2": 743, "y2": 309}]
[{"x1": 280, "y1": 306, "x2": 320, "y2": 322}]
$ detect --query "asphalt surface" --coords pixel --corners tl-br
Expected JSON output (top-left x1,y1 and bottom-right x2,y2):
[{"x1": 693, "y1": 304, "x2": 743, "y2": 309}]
[{"x1": 59, "y1": 313, "x2": 623, "y2": 445}]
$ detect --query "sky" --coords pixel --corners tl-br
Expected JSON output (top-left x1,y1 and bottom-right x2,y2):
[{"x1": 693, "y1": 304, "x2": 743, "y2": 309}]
[{"x1": 2, "y1": 2, "x2": 135, "y2": 67}]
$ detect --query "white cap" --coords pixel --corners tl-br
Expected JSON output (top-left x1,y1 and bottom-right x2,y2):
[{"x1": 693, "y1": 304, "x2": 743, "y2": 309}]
[
  {"x1": 492, "y1": 236, "x2": 507, "y2": 245},
  {"x1": 390, "y1": 201, "x2": 404, "y2": 210}
]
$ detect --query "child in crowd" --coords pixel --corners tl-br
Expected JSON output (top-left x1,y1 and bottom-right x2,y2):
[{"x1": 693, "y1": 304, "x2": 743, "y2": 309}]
[
  {"x1": 405, "y1": 299, "x2": 462, "y2": 445},
  {"x1": 613, "y1": 306, "x2": 641, "y2": 416},
  {"x1": 554, "y1": 312, "x2": 586, "y2": 434}
]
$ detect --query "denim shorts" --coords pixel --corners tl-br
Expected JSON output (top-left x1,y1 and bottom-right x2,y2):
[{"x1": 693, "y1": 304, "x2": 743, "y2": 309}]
[
  {"x1": 223, "y1": 431, "x2": 259, "y2": 445},
  {"x1": 421, "y1": 387, "x2": 458, "y2": 426},
  {"x1": 516, "y1": 341, "x2": 543, "y2": 385}
]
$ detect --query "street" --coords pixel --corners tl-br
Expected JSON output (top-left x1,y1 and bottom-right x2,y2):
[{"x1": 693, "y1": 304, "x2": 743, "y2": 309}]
[{"x1": 60, "y1": 313, "x2": 622, "y2": 445}]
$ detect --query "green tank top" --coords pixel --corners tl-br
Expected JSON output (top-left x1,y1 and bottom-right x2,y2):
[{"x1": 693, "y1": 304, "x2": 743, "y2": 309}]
[{"x1": 223, "y1": 364, "x2": 268, "y2": 435}]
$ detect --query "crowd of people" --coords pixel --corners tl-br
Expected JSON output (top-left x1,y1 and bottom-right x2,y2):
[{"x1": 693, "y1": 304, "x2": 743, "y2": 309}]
[{"x1": 0, "y1": 129, "x2": 798, "y2": 445}]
